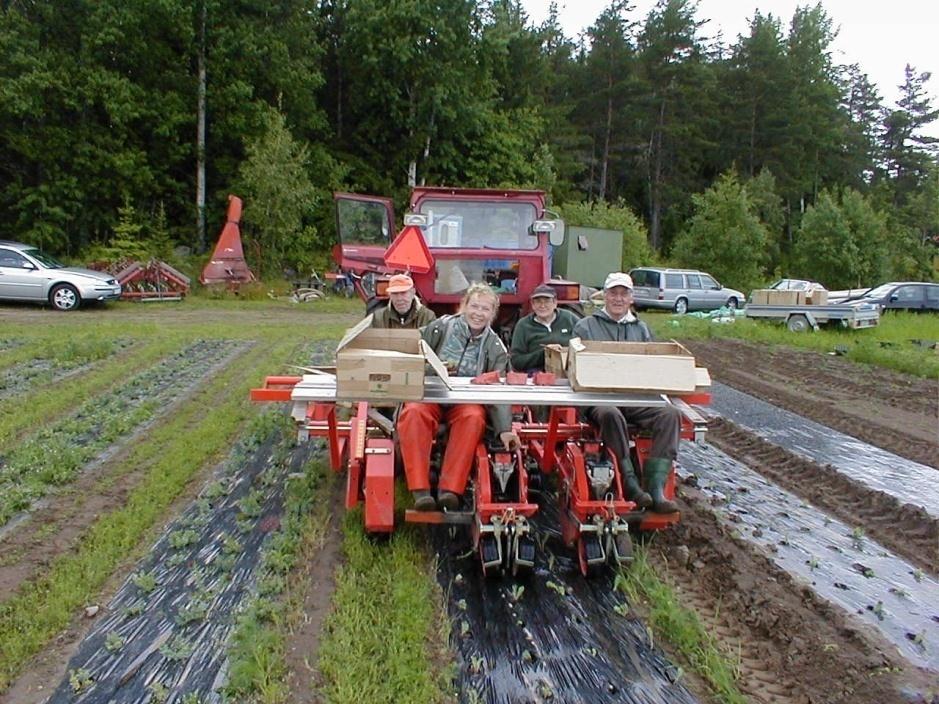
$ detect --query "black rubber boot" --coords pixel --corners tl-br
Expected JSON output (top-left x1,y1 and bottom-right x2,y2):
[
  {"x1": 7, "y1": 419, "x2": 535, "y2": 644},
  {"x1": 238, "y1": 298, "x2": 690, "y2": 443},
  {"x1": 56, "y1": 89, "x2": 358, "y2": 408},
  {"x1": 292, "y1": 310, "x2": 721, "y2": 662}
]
[
  {"x1": 438, "y1": 491, "x2": 460, "y2": 511},
  {"x1": 412, "y1": 490, "x2": 436, "y2": 511},
  {"x1": 621, "y1": 456, "x2": 652, "y2": 509},
  {"x1": 643, "y1": 458, "x2": 679, "y2": 514}
]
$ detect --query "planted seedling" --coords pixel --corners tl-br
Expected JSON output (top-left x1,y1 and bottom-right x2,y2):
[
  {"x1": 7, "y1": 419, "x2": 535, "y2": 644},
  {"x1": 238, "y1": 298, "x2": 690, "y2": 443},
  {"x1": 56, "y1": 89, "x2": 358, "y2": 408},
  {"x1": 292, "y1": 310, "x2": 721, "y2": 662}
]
[
  {"x1": 509, "y1": 584, "x2": 525, "y2": 602},
  {"x1": 149, "y1": 681, "x2": 169, "y2": 703},
  {"x1": 169, "y1": 528, "x2": 198, "y2": 550},
  {"x1": 460, "y1": 620, "x2": 470, "y2": 638},
  {"x1": 69, "y1": 668, "x2": 93, "y2": 693},
  {"x1": 613, "y1": 603, "x2": 629, "y2": 617},
  {"x1": 132, "y1": 570, "x2": 158, "y2": 594},
  {"x1": 470, "y1": 655, "x2": 484, "y2": 674},
  {"x1": 806, "y1": 556, "x2": 819, "y2": 571},
  {"x1": 456, "y1": 599, "x2": 467, "y2": 612},
  {"x1": 546, "y1": 580, "x2": 567, "y2": 596},
  {"x1": 104, "y1": 631, "x2": 125, "y2": 652},
  {"x1": 122, "y1": 601, "x2": 144, "y2": 619},
  {"x1": 159, "y1": 635, "x2": 194, "y2": 661},
  {"x1": 238, "y1": 489, "x2": 264, "y2": 519},
  {"x1": 851, "y1": 527, "x2": 865, "y2": 548},
  {"x1": 871, "y1": 601, "x2": 885, "y2": 621},
  {"x1": 166, "y1": 552, "x2": 187, "y2": 568}
]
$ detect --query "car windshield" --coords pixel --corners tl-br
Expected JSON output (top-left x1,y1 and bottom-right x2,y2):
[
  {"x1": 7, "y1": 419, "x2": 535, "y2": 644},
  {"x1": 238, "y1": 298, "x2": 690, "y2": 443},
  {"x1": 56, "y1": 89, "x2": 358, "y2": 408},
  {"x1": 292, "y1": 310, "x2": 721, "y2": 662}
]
[
  {"x1": 863, "y1": 284, "x2": 895, "y2": 298},
  {"x1": 23, "y1": 248, "x2": 64, "y2": 268},
  {"x1": 417, "y1": 200, "x2": 537, "y2": 250}
]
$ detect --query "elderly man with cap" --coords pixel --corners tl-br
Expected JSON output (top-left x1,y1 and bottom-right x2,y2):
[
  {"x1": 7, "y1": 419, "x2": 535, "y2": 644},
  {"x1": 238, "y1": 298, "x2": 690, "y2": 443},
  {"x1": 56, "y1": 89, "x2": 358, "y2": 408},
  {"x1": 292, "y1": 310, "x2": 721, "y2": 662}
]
[
  {"x1": 510, "y1": 284, "x2": 578, "y2": 373},
  {"x1": 370, "y1": 273, "x2": 436, "y2": 329},
  {"x1": 572, "y1": 271, "x2": 681, "y2": 514}
]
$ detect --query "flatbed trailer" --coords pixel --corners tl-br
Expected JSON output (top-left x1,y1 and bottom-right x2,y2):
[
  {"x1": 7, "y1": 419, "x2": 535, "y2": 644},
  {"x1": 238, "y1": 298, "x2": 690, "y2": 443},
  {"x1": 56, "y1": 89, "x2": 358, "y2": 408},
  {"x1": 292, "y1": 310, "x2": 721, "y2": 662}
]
[{"x1": 745, "y1": 302, "x2": 880, "y2": 332}]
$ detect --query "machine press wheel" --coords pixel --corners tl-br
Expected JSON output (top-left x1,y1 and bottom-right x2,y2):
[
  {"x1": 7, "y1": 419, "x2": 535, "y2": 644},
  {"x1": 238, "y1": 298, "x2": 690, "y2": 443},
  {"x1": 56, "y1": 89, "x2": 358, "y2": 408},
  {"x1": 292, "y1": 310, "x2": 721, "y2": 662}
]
[
  {"x1": 577, "y1": 534, "x2": 604, "y2": 577},
  {"x1": 511, "y1": 535, "x2": 536, "y2": 577},
  {"x1": 611, "y1": 530, "x2": 633, "y2": 566},
  {"x1": 480, "y1": 535, "x2": 502, "y2": 577}
]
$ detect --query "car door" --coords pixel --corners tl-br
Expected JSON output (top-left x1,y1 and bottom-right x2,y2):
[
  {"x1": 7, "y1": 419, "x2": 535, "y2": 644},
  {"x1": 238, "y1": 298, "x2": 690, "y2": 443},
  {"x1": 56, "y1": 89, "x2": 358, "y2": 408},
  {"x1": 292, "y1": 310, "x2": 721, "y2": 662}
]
[
  {"x1": 0, "y1": 248, "x2": 44, "y2": 300},
  {"x1": 886, "y1": 285, "x2": 923, "y2": 311},
  {"x1": 925, "y1": 285, "x2": 939, "y2": 312},
  {"x1": 684, "y1": 274, "x2": 705, "y2": 310},
  {"x1": 699, "y1": 273, "x2": 722, "y2": 308}
]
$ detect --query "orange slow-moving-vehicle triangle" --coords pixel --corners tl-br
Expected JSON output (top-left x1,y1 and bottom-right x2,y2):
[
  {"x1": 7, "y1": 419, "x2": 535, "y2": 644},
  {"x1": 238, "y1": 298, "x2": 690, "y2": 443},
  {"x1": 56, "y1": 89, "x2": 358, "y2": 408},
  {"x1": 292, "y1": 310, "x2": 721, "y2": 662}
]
[{"x1": 383, "y1": 225, "x2": 435, "y2": 274}]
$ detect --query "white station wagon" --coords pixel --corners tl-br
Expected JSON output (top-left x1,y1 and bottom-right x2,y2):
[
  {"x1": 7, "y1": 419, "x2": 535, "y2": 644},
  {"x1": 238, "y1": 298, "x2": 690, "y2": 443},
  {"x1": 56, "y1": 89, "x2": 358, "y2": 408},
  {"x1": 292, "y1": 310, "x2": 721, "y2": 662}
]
[{"x1": 0, "y1": 240, "x2": 122, "y2": 311}]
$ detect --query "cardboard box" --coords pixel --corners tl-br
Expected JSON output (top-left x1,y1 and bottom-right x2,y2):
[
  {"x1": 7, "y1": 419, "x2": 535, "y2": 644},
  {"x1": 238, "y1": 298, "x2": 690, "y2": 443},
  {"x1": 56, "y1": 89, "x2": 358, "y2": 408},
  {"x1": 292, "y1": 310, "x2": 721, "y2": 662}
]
[
  {"x1": 335, "y1": 317, "x2": 451, "y2": 401},
  {"x1": 765, "y1": 289, "x2": 806, "y2": 306},
  {"x1": 544, "y1": 345, "x2": 569, "y2": 378},
  {"x1": 566, "y1": 339, "x2": 699, "y2": 394},
  {"x1": 805, "y1": 289, "x2": 828, "y2": 305}
]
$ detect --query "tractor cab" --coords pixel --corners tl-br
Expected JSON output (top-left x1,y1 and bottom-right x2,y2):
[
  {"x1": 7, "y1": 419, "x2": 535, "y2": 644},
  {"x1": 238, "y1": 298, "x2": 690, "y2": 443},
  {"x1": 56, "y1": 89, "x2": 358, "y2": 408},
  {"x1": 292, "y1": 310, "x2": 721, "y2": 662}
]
[{"x1": 333, "y1": 188, "x2": 574, "y2": 327}]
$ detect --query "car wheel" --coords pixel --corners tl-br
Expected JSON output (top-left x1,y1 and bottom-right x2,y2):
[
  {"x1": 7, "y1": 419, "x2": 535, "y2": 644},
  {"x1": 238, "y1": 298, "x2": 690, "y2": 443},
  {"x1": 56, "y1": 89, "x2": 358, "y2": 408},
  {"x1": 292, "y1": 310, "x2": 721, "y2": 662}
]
[
  {"x1": 50, "y1": 283, "x2": 81, "y2": 311},
  {"x1": 673, "y1": 297, "x2": 688, "y2": 315},
  {"x1": 725, "y1": 297, "x2": 739, "y2": 311},
  {"x1": 787, "y1": 314, "x2": 810, "y2": 333}
]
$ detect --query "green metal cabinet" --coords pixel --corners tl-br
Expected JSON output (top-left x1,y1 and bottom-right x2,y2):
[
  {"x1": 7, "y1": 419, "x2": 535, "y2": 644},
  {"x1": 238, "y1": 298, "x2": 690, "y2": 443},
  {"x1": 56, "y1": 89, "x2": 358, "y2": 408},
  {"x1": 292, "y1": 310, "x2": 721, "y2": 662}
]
[{"x1": 552, "y1": 226, "x2": 623, "y2": 288}]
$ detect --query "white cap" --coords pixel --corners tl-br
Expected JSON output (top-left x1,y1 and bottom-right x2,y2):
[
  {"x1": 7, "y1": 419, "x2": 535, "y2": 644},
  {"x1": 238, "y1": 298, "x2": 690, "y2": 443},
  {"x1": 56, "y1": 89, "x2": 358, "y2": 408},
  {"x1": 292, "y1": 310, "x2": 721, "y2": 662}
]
[{"x1": 603, "y1": 272, "x2": 634, "y2": 290}]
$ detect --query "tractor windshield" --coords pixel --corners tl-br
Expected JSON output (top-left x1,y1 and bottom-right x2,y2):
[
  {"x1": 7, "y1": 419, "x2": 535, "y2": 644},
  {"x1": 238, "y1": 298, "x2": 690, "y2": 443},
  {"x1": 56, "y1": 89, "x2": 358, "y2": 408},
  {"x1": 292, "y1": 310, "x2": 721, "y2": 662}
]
[{"x1": 417, "y1": 200, "x2": 537, "y2": 250}]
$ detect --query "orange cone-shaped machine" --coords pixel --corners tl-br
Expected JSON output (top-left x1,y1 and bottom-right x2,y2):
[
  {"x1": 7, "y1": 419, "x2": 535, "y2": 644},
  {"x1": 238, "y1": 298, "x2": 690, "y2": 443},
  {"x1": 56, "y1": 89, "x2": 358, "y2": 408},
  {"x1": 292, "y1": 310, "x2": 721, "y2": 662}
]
[{"x1": 200, "y1": 195, "x2": 256, "y2": 285}]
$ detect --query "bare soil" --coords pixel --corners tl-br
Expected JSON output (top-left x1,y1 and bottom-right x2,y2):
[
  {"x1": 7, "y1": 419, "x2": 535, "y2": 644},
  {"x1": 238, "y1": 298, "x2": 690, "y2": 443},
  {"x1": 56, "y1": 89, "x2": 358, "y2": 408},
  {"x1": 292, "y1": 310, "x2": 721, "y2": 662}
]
[{"x1": 684, "y1": 338, "x2": 939, "y2": 469}]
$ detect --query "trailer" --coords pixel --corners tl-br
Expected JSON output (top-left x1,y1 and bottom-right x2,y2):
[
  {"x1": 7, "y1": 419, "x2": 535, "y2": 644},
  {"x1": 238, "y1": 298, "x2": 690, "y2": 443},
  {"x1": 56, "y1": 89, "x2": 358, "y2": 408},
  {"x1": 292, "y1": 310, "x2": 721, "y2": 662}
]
[{"x1": 745, "y1": 301, "x2": 880, "y2": 332}]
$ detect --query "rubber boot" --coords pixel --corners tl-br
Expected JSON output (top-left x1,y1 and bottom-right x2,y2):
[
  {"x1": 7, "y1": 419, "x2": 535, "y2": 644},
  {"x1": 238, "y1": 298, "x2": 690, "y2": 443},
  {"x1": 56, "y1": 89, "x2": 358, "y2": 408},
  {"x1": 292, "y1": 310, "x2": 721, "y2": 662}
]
[
  {"x1": 412, "y1": 490, "x2": 436, "y2": 511},
  {"x1": 620, "y1": 456, "x2": 652, "y2": 509},
  {"x1": 438, "y1": 491, "x2": 460, "y2": 511},
  {"x1": 643, "y1": 458, "x2": 679, "y2": 514}
]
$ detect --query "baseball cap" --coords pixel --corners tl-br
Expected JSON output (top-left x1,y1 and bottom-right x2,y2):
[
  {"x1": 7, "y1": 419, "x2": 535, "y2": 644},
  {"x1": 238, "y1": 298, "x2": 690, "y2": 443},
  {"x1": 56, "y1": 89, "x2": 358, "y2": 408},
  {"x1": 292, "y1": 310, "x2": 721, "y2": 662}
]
[
  {"x1": 386, "y1": 274, "x2": 414, "y2": 293},
  {"x1": 603, "y1": 272, "x2": 634, "y2": 290},
  {"x1": 530, "y1": 284, "x2": 557, "y2": 299}
]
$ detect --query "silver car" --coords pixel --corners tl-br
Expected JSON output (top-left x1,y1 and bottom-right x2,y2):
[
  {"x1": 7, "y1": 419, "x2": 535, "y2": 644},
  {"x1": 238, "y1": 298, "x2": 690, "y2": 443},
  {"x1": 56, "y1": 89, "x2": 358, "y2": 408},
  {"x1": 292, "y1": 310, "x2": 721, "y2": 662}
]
[
  {"x1": 0, "y1": 240, "x2": 122, "y2": 311},
  {"x1": 629, "y1": 267, "x2": 745, "y2": 314}
]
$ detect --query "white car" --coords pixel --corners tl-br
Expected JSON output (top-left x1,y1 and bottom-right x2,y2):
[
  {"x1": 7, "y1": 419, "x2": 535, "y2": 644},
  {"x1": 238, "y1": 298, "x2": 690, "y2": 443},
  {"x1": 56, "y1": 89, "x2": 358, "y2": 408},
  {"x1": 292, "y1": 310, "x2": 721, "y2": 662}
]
[{"x1": 0, "y1": 240, "x2": 122, "y2": 311}]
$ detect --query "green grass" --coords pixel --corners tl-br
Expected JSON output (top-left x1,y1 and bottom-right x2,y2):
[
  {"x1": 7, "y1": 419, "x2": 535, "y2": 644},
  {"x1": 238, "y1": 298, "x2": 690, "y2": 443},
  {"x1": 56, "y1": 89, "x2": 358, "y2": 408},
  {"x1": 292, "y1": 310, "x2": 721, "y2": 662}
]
[
  {"x1": 317, "y1": 513, "x2": 449, "y2": 704},
  {"x1": 0, "y1": 338, "x2": 296, "y2": 690},
  {"x1": 615, "y1": 548, "x2": 747, "y2": 704},
  {"x1": 646, "y1": 310, "x2": 939, "y2": 378}
]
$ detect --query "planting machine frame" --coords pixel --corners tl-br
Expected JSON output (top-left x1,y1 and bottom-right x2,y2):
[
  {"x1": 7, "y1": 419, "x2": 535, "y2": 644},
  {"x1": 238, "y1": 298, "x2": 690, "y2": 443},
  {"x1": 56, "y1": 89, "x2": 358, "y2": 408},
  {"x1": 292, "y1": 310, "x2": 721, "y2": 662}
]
[{"x1": 252, "y1": 374, "x2": 709, "y2": 577}]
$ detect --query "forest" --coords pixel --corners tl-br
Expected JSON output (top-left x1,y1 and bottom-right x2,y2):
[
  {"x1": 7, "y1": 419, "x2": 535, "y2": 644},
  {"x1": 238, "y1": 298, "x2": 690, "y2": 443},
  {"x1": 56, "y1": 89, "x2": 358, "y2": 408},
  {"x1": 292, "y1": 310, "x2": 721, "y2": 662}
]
[{"x1": 0, "y1": 0, "x2": 936, "y2": 291}]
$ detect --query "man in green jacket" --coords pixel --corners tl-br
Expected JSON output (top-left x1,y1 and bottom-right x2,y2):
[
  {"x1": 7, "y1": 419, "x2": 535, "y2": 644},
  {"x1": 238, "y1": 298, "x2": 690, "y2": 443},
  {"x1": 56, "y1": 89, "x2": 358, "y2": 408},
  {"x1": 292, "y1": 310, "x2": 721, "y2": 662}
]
[
  {"x1": 370, "y1": 274, "x2": 436, "y2": 329},
  {"x1": 510, "y1": 284, "x2": 578, "y2": 372},
  {"x1": 573, "y1": 272, "x2": 681, "y2": 514}
]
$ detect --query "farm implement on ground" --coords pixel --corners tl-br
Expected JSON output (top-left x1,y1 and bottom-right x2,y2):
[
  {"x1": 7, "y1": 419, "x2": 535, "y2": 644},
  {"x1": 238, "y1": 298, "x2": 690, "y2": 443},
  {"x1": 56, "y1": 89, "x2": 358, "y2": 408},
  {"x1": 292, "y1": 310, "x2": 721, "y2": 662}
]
[{"x1": 251, "y1": 375, "x2": 709, "y2": 577}]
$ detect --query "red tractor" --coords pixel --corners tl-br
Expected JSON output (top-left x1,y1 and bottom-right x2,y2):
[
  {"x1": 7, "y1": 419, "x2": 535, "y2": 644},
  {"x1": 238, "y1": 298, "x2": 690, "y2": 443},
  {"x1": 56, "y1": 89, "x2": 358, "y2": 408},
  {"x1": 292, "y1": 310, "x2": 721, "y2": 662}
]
[{"x1": 332, "y1": 187, "x2": 582, "y2": 328}]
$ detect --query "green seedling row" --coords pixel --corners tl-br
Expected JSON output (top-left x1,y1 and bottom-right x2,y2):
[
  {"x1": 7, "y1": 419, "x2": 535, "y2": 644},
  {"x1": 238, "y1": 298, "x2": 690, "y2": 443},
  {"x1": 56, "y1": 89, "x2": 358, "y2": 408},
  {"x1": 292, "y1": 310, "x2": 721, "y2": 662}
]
[{"x1": 0, "y1": 339, "x2": 296, "y2": 691}]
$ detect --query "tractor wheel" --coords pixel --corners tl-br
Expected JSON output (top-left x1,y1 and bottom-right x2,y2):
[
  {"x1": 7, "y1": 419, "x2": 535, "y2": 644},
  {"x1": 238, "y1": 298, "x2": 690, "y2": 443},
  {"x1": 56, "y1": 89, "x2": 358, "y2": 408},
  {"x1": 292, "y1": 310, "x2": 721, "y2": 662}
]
[
  {"x1": 612, "y1": 531, "x2": 634, "y2": 567},
  {"x1": 50, "y1": 283, "x2": 81, "y2": 311},
  {"x1": 673, "y1": 297, "x2": 689, "y2": 315},
  {"x1": 512, "y1": 535, "x2": 536, "y2": 577}
]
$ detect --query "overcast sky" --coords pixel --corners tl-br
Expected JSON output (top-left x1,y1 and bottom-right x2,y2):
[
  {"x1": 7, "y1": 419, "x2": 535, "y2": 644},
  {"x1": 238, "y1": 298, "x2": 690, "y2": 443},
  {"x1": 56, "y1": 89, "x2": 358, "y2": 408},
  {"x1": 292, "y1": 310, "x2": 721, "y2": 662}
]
[{"x1": 520, "y1": 0, "x2": 939, "y2": 116}]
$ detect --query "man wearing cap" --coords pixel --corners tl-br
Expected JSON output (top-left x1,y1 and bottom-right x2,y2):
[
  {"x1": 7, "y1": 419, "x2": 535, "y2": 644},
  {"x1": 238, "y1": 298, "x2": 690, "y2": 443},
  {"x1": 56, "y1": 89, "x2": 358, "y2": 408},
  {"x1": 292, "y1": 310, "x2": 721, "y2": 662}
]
[
  {"x1": 370, "y1": 274, "x2": 436, "y2": 329},
  {"x1": 510, "y1": 284, "x2": 578, "y2": 373},
  {"x1": 572, "y1": 271, "x2": 681, "y2": 514}
]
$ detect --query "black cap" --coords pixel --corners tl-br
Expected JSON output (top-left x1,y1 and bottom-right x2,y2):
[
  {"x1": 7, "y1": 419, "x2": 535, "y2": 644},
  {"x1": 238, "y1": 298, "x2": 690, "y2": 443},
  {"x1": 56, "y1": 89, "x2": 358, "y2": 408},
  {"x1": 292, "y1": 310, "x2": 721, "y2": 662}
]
[{"x1": 530, "y1": 284, "x2": 557, "y2": 299}]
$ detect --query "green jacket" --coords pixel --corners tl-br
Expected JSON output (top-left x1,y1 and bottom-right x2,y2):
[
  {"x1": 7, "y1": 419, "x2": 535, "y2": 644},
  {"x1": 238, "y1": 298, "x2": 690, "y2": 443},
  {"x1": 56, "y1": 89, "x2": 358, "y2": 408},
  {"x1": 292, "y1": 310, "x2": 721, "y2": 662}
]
[
  {"x1": 510, "y1": 308, "x2": 579, "y2": 372},
  {"x1": 420, "y1": 314, "x2": 511, "y2": 433},
  {"x1": 370, "y1": 300, "x2": 436, "y2": 329}
]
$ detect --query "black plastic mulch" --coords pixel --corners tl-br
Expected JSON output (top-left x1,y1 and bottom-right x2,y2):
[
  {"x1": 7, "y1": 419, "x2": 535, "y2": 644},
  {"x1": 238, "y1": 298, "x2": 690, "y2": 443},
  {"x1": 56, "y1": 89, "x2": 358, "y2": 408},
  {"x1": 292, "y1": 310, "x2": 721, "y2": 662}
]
[
  {"x1": 436, "y1": 496, "x2": 698, "y2": 704},
  {"x1": 46, "y1": 415, "x2": 318, "y2": 704}
]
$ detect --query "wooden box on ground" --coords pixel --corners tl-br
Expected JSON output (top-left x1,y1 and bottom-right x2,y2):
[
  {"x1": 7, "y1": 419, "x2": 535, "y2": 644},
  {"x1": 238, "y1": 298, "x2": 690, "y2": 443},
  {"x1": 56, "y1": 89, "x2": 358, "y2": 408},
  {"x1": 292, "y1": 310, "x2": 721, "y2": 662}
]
[
  {"x1": 567, "y1": 339, "x2": 701, "y2": 394},
  {"x1": 335, "y1": 317, "x2": 450, "y2": 401}
]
